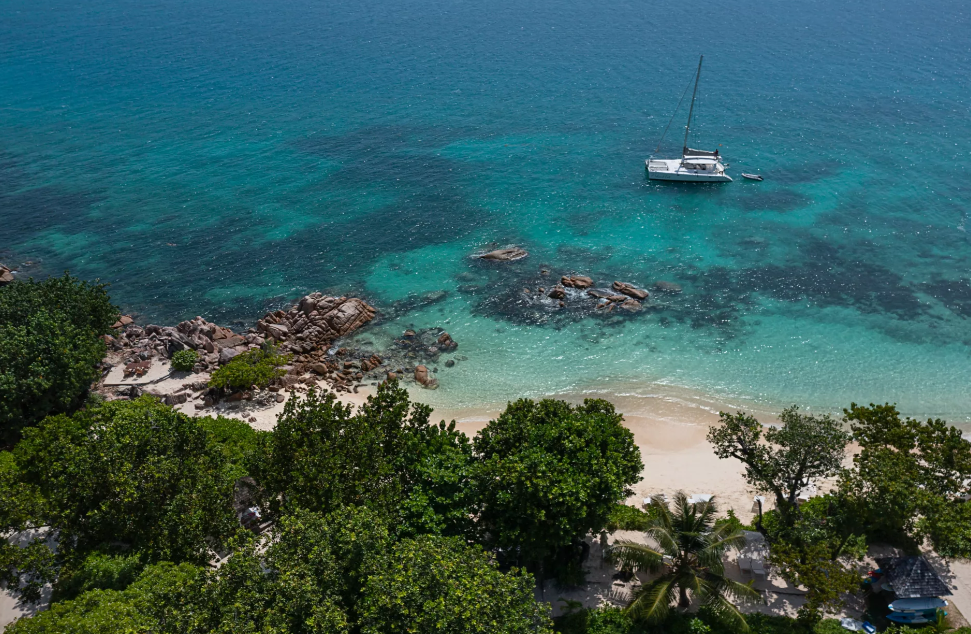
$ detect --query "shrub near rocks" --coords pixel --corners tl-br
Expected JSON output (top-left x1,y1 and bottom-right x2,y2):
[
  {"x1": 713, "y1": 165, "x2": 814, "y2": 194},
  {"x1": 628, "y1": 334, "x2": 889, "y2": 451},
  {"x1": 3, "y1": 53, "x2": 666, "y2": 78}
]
[
  {"x1": 208, "y1": 346, "x2": 290, "y2": 392},
  {"x1": 170, "y1": 349, "x2": 198, "y2": 372}
]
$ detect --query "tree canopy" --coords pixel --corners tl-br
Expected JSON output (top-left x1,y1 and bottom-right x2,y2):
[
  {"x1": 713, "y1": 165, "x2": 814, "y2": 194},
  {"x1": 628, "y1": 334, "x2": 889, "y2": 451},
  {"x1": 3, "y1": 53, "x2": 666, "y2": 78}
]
[
  {"x1": 2, "y1": 397, "x2": 242, "y2": 601},
  {"x1": 4, "y1": 561, "x2": 200, "y2": 634},
  {"x1": 176, "y1": 507, "x2": 551, "y2": 634},
  {"x1": 0, "y1": 274, "x2": 117, "y2": 442},
  {"x1": 840, "y1": 403, "x2": 971, "y2": 555},
  {"x1": 263, "y1": 382, "x2": 475, "y2": 536},
  {"x1": 707, "y1": 406, "x2": 849, "y2": 525},
  {"x1": 473, "y1": 398, "x2": 643, "y2": 574}
]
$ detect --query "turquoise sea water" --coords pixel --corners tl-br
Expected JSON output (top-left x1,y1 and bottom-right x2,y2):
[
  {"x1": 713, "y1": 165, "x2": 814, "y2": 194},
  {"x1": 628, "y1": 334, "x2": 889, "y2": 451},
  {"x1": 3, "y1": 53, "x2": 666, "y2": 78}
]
[{"x1": 2, "y1": 0, "x2": 970, "y2": 421}]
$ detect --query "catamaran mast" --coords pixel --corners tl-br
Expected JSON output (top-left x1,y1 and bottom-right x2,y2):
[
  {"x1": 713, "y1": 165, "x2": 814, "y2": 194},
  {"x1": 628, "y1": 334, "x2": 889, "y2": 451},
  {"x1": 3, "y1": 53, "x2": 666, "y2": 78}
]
[{"x1": 682, "y1": 55, "x2": 703, "y2": 156}]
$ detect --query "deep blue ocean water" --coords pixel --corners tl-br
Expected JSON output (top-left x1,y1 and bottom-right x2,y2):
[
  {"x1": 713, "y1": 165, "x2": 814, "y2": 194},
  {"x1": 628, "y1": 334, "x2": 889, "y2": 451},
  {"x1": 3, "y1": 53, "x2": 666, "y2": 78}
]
[{"x1": 2, "y1": 0, "x2": 970, "y2": 420}]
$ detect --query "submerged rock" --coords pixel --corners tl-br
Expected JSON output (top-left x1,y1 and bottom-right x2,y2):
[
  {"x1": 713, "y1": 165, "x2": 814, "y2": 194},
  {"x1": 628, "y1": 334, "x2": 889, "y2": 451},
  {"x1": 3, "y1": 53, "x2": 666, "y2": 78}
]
[
  {"x1": 653, "y1": 281, "x2": 683, "y2": 294},
  {"x1": 477, "y1": 247, "x2": 528, "y2": 261}
]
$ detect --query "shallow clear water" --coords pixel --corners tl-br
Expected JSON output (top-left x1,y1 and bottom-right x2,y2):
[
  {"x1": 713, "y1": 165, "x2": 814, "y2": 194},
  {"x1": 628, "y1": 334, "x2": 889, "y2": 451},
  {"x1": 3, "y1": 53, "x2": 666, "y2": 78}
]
[{"x1": 2, "y1": 0, "x2": 970, "y2": 421}]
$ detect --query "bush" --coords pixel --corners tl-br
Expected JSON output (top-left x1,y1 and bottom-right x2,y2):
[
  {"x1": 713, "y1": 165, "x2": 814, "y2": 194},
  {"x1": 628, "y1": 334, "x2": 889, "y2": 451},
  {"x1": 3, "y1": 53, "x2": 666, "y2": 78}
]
[
  {"x1": 605, "y1": 504, "x2": 652, "y2": 532},
  {"x1": 208, "y1": 345, "x2": 289, "y2": 391},
  {"x1": 170, "y1": 349, "x2": 198, "y2": 372},
  {"x1": 555, "y1": 605, "x2": 637, "y2": 634},
  {"x1": 0, "y1": 274, "x2": 118, "y2": 442},
  {"x1": 53, "y1": 553, "x2": 144, "y2": 602}
]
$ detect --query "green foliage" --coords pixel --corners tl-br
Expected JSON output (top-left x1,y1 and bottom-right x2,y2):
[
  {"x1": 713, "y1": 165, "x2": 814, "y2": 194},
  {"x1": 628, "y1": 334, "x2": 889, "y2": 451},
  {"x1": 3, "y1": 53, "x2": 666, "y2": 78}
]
[
  {"x1": 919, "y1": 500, "x2": 971, "y2": 559},
  {"x1": 840, "y1": 403, "x2": 971, "y2": 552},
  {"x1": 0, "y1": 274, "x2": 118, "y2": 441},
  {"x1": 609, "y1": 493, "x2": 760, "y2": 629},
  {"x1": 52, "y1": 553, "x2": 144, "y2": 603},
  {"x1": 7, "y1": 397, "x2": 239, "y2": 601},
  {"x1": 397, "y1": 417, "x2": 476, "y2": 538},
  {"x1": 5, "y1": 561, "x2": 200, "y2": 634},
  {"x1": 769, "y1": 541, "x2": 860, "y2": 624},
  {"x1": 0, "y1": 451, "x2": 55, "y2": 602},
  {"x1": 170, "y1": 349, "x2": 198, "y2": 372},
  {"x1": 208, "y1": 345, "x2": 289, "y2": 391},
  {"x1": 707, "y1": 406, "x2": 850, "y2": 527},
  {"x1": 264, "y1": 381, "x2": 474, "y2": 533},
  {"x1": 196, "y1": 414, "x2": 267, "y2": 480},
  {"x1": 473, "y1": 398, "x2": 643, "y2": 572},
  {"x1": 183, "y1": 507, "x2": 384, "y2": 633},
  {"x1": 358, "y1": 534, "x2": 552, "y2": 634},
  {"x1": 713, "y1": 509, "x2": 754, "y2": 534},
  {"x1": 178, "y1": 506, "x2": 551, "y2": 634},
  {"x1": 606, "y1": 504, "x2": 653, "y2": 532}
]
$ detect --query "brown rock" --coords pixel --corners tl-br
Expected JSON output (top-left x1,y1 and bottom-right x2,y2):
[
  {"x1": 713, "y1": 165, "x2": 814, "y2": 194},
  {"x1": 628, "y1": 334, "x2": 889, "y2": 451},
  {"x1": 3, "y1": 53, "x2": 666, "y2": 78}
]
[
  {"x1": 163, "y1": 392, "x2": 188, "y2": 406},
  {"x1": 0, "y1": 265, "x2": 13, "y2": 286},
  {"x1": 387, "y1": 371, "x2": 398, "y2": 381},
  {"x1": 414, "y1": 365, "x2": 430, "y2": 385},
  {"x1": 547, "y1": 285, "x2": 566, "y2": 300},
  {"x1": 318, "y1": 297, "x2": 375, "y2": 338},
  {"x1": 266, "y1": 323, "x2": 289, "y2": 340},
  {"x1": 437, "y1": 332, "x2": 458, "y2": 351},
  {"x1": 562, "y1": 275, "x2": 594, "y2": 289},
  {"x1": 226, "y1": 392, "x2": 244, "y2": 402},
  {"x1": 275, "y1": 393, "x2": 286, "y2": 403},
  {"x1": 613, "y1": 281, "x2": 649, "y2": 300},
  {"x1": 311, "y1": 363, "x2": 328, "y2": 375},
  {"x1": 477, "y1": 247, "x2": 528, "y2": 261},
  {"x1": 619, "y1": 299, "x2": 642, "y2": 312},
  {"x1": 111, "y1": 315, "x2": 134, "y2": 329}
]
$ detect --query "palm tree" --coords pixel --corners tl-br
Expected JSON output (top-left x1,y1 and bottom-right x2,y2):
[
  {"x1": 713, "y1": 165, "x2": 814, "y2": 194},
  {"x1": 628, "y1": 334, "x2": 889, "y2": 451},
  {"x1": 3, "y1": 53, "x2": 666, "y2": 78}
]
[{"x1": 608, "y1": 491, "x2": 761, "y2": 629}]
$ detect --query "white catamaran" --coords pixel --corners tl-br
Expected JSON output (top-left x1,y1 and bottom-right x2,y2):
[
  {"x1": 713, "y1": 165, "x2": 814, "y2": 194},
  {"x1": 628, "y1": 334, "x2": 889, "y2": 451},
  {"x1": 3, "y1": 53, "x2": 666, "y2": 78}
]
[{"x1": 647, "y1": 56, "x2": 731, "y2": 183}]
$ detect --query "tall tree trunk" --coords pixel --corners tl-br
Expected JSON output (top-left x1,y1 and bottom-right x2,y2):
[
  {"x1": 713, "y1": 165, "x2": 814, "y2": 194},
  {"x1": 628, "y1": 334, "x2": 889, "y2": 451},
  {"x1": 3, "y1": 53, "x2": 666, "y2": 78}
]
[{"x1": 679, "y1": 586, "x2": 690, "y2": 609}]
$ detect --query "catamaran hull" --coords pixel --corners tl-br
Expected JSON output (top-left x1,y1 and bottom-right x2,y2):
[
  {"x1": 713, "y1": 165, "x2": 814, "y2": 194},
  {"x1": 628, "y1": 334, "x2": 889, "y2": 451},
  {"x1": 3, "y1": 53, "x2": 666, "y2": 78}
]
[{"x1": 646, "y1": 159, "x2": 732, "y2": 182}]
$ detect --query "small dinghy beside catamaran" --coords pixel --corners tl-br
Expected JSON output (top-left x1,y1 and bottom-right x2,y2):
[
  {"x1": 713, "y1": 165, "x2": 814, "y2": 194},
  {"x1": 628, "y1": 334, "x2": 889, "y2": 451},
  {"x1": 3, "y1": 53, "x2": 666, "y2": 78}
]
[{"x1": 647, "y1": 55, "x2": 731, "y2": 183}]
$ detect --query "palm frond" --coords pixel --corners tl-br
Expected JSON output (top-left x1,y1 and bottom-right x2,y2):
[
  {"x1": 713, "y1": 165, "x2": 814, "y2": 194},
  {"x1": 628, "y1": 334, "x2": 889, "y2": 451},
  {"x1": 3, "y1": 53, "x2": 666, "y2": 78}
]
[
  {"x1": 699, "y1": 570, "x2": 762, "y2": 604},
  {"x1": 643, "y1": 524, "x2": 679, "y2": 556},
  {"x1": 627, "y1": 575, "x2": 678, "y2": 622},
  {"x1": 609, "y1": 540, "x2": 664, "y2": 574},
  {"x1": 700, "y1": 588, "x2": 755, "y2": 632},
  {"x1": 707, "y1": 529, "x2": 747, "y2": 555}
]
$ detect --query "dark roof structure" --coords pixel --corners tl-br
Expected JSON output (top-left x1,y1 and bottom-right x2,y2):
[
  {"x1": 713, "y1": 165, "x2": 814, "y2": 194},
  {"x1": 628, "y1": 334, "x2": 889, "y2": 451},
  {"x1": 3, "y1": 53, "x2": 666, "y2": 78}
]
[{"x1": 875, "y1": 556, "x2": 952, "y2": 599}]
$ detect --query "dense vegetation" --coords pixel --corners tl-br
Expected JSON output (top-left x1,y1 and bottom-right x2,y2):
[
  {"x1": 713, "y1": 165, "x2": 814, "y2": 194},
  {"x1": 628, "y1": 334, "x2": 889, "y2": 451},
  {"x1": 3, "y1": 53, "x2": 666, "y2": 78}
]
[
  {"x1": 3, "y1": 275, "x2": 971, "y2": 634},
  {"x1": 0, "y1": 274, "x2": 117, "y2": 443},
  {"x1": 0, "y1": 317, "x2": 638, "y2": 633},
  {"x1": 707, "y1": 404, "x2": 971, "y2": 625}
]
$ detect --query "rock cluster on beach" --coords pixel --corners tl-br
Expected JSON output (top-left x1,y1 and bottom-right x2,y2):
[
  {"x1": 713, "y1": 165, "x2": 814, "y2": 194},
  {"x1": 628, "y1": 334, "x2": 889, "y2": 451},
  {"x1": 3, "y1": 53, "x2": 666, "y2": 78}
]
[
  {"x1": 102, "y1": 291, "x2": 462, "y2": 409},
  {"x1": 105, "y1": 293, "x2": 382, "y2": 395}
]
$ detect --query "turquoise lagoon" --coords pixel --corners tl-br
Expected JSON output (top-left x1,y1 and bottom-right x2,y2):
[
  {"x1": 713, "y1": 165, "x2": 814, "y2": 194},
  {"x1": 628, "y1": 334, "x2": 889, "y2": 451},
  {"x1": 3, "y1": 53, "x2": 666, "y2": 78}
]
[{"x1": 1, "y1": 0, "x2": 970, "y2": 422}]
